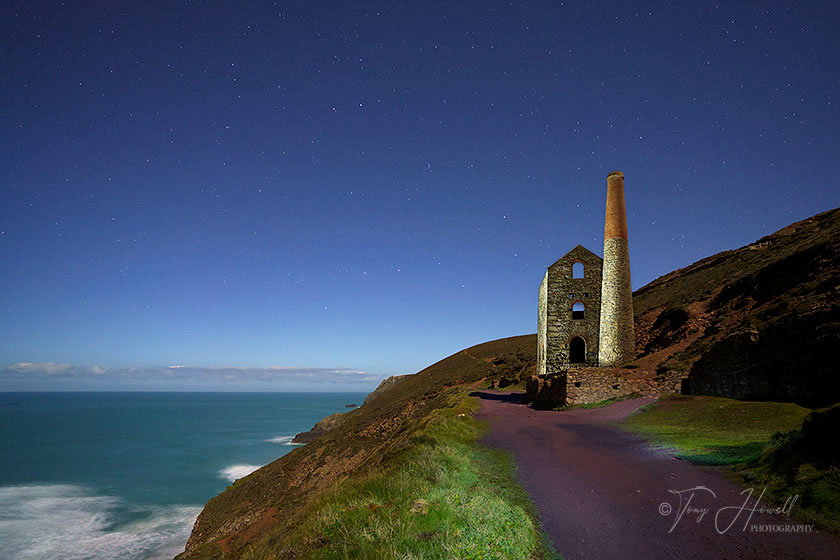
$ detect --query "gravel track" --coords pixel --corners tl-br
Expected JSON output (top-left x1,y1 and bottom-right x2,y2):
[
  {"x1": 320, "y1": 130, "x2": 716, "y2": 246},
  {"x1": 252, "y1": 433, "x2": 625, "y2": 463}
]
[{"x1": 474, "y1": 392, "x2": 838, "y2": 560}]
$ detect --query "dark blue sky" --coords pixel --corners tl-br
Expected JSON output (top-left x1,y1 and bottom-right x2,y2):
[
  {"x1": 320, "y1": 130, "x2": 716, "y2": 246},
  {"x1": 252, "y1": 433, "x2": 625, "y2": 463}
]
[{"x1": 2, "y1": 1, "x2": 838, "y2": 390}]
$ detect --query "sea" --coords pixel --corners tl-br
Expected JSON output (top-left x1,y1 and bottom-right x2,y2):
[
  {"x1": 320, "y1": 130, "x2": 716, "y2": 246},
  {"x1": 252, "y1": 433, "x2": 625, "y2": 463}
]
[{"x1": 0, "y1": 391, "x2": 367, "y2": 560}]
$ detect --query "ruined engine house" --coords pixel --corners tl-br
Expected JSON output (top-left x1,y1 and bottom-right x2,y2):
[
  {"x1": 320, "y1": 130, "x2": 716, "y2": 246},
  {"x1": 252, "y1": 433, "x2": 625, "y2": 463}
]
[{"x1": 537, "y1": 171, "x2": 635, "y2": 375}]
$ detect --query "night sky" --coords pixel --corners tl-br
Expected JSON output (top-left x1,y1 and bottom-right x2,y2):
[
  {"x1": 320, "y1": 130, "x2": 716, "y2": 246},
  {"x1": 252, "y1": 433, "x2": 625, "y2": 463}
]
[{"x1": 2, "y1": 1, "x2": 838, "y2": 390}]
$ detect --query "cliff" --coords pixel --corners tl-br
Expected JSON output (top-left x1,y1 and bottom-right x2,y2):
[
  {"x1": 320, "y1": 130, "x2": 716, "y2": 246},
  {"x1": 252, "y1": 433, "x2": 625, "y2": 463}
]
[
  {"x1": 177, "y1": 335, "x2": 537, "y2": 559},
  {"x1": 363, "y1": 374, "x2": 411, "y2": 404},
  {"x1": 290, "y1": 412, "x2": 345, "y2": 444},
  {"x1": 177, "y1": 206, "x2": 839, "y2": 558}
]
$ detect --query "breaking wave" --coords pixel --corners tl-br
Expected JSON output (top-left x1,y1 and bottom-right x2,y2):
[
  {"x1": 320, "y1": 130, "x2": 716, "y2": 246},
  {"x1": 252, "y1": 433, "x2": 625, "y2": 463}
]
[
  {"x1": 266, "y1": 435, "x2": 301, "y2": 445},
  {"x1": 218, "y1": 464, "x2": 262, "y2": 482},
  {"x1": 0, "y1": 484, "x2": 201, "y2": 560}
]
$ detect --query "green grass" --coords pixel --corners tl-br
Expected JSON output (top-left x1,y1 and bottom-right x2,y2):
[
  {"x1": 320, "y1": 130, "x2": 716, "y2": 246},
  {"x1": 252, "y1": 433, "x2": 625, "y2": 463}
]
[
  {"x1": 242, "y1": 391, "x2": 561, "y2": 560},
  {"x1": 619, "y1": 395, "x2": 811, "y2": 465},
  {"x1": 559, "y1": 392, "x2": 642, "y2": 411},
  {"x1": 620, "y1": 395, "x2": 840, "y2": 534},
  {"x1": 739, "y1": 405, "x2": 840, "y2": 533}
]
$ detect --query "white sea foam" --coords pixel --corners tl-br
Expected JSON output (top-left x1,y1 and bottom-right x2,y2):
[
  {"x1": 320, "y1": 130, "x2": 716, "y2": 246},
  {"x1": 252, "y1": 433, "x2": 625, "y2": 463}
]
[
  {"x1": 219, "y1": 464, "x2": 262, "y2": 482},
  {"x1": 0, "y1": 484, "x2": 201, "y2": 560},
  {"x1": 267, "y1": 435, "x2": 302, "y2": 445}
]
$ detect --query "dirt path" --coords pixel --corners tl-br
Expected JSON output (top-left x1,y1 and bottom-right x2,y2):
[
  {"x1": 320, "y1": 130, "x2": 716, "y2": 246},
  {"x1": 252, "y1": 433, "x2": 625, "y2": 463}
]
[{"x1": 474, "y1": 391, "x2": 839, "y2": 560}]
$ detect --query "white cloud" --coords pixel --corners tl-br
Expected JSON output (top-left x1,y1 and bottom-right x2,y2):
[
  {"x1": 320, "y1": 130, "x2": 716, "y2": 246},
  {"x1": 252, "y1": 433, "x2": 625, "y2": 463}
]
[
  {"x1": 0, "y1": 362, "x2": 381, "y2": 391},
  {"x1": 8, "y1": 362, "x2": 73, "y2": 374}
]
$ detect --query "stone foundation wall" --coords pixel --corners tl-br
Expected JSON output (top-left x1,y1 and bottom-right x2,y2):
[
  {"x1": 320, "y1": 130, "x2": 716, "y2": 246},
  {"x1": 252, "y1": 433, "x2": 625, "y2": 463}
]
[
  {"x1": 528, "y1": 367, "x2": 687, "y2": 407},
  {"x1": 566, "y1": 367, "x2": 684, "y2": 405}
]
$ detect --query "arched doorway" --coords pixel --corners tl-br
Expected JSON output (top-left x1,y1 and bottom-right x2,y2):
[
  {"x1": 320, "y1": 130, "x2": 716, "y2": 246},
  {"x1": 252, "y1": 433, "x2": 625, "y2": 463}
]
[{"x1": 569, "y1": 336, "x2": 586, "y2": 363}]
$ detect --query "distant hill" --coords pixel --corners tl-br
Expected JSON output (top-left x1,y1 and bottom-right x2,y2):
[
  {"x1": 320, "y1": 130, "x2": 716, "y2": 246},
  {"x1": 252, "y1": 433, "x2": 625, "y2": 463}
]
[{"x1": 177, "y1": 207, "x2": 839, "y2": 559}]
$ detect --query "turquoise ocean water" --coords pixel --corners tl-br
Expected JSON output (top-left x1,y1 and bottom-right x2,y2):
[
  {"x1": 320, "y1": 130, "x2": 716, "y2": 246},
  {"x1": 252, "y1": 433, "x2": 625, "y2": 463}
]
[{"x1": 0, "y1": 392, "x2": 367, "y2": 559}]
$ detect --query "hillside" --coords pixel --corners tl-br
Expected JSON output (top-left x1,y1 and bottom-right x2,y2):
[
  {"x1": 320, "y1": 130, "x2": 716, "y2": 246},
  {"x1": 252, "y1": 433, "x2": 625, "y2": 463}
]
[
  {"x1": 177, "y1": 335, "x2": 538, "y2": 559},
  {"x1": 177, "y1": 207, "x2": 839, "y2": 558},
  {"x1": 633, "y1": 207, "x2": 840, "y2": 406}
]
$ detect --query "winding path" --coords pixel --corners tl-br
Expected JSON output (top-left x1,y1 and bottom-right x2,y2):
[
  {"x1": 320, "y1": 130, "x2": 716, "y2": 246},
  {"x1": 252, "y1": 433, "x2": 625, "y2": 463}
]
[{"x1": 474, "y1": 392, "x2": 839, "y2": 560}]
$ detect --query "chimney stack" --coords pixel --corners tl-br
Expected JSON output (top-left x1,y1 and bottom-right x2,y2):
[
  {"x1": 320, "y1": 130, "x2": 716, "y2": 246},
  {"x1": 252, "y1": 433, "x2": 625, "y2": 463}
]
[{"x1": 598, "y1": 171, "x2": 635, "y2": 366}]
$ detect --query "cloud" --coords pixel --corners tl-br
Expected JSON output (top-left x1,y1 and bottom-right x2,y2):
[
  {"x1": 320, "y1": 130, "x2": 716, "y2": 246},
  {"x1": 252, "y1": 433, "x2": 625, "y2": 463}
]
[
  {"x1": 0, "y1": 362, "x2": 381, "y2": 391},
  {"x1": 8, "y1": 362, "x2": 74, "y2": 374}
]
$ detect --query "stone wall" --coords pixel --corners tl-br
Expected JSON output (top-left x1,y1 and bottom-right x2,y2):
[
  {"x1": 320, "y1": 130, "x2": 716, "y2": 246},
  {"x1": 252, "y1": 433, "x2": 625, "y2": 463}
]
[
  {"x1": 541, "y1": 245, "x2": 603, "y2": 372},
  {"x1": 565, "y1": 367, "x2": 684, "y2": 406},
  {"x1": 527, "y1": 368, "x2": 687, "y2": 408}
]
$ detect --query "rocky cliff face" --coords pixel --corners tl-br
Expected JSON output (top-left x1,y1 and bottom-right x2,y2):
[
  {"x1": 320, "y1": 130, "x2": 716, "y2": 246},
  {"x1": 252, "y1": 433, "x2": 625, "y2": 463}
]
[
  {"x1": 290, "y1": 412, "x2": 346, "y2": 444},
  {"x1": 363, "y1": 374, "x2": 411, "y2": 404}
]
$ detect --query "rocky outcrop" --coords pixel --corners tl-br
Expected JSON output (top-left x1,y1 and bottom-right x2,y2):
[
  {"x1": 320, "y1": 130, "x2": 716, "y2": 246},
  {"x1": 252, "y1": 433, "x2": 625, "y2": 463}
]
[
  {"x1": 292, "y1": 376, "x2": 413, "y2": 444},
  {"x1": 364, "y1": 374, "x2": 411, "y2": 404},
  {"x1": 291, "y1": 412, "x2": 345, "y2": 443}
]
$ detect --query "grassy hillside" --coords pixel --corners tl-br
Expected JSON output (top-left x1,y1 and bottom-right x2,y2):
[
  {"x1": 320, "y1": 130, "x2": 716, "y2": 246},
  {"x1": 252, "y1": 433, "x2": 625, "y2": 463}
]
[
  {"x1": 241, "y1": 393, "x2": 558, "y2": 559},
  {"x1": 177, "y1": 335, "x2": 544, "y2": 559}
]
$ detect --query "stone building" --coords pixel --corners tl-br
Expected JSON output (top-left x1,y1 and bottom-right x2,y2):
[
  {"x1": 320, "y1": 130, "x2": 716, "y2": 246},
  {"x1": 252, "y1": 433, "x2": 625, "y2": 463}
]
[
  {"x1": 536, "y1": 171, "x2": 634, "y2": 375},
  {"x1": 537, "y1": 246, "x2": 603, "y2": 375}
]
